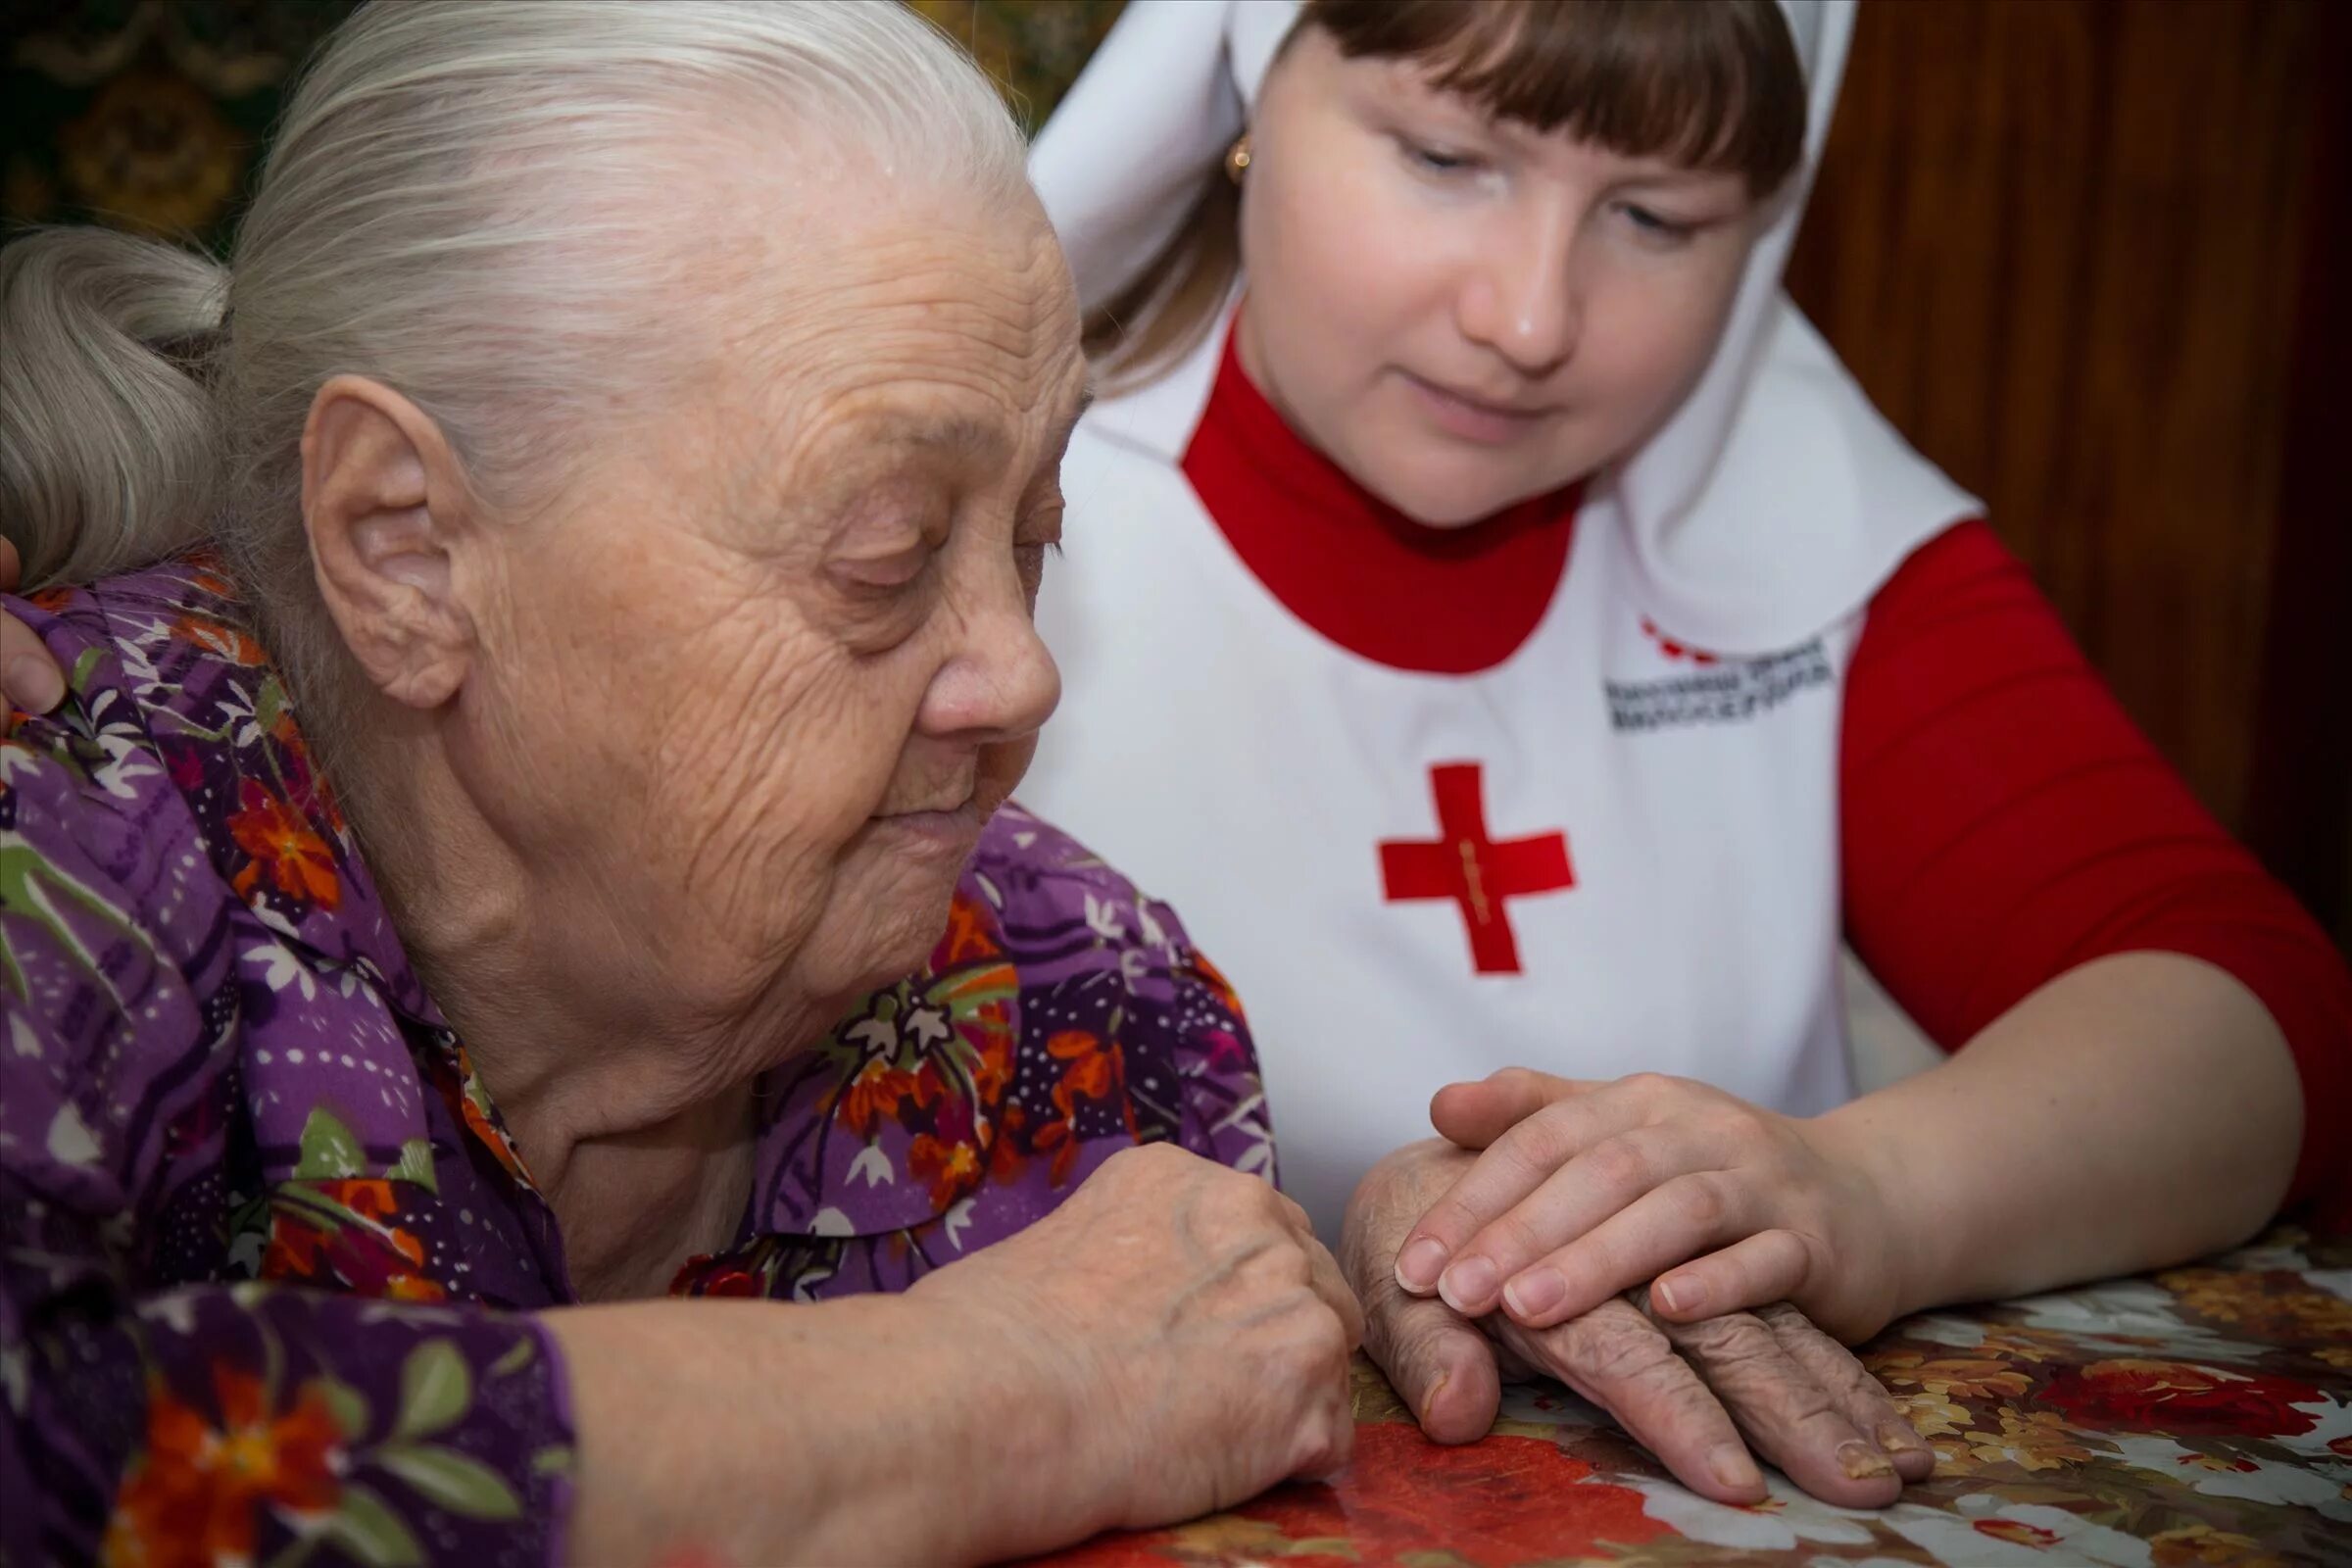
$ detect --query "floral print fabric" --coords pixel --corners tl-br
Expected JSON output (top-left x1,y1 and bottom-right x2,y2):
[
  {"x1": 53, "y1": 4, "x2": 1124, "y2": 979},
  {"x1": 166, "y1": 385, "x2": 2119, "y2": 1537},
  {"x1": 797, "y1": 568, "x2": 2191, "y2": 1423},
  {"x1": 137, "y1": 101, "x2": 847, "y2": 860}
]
[
  {"x1": 1038, "y1": 1226, "x2": 2352, "y2": 1567},
  {"x1": 2, "y1": 558, "x2": 1273, "y2": 1567}
]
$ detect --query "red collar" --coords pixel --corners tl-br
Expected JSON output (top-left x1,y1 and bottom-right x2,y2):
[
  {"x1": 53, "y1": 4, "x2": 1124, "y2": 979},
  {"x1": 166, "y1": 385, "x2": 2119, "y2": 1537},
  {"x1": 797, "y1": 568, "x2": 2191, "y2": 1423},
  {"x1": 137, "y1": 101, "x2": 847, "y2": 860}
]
[{"x1": 1178, "y1": 326, "x2": 1579, "y2": 675}]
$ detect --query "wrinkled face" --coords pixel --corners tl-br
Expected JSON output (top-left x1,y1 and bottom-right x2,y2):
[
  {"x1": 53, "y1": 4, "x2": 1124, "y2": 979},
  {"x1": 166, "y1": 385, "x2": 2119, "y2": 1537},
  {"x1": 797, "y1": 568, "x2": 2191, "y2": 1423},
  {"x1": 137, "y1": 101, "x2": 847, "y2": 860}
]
[
  {"x1": 1239, "y1": 26, "x2": 1765, "y2": 526},
  {"x1": 457, "y1": 169, "x2": 1084, "y2": 1036}
]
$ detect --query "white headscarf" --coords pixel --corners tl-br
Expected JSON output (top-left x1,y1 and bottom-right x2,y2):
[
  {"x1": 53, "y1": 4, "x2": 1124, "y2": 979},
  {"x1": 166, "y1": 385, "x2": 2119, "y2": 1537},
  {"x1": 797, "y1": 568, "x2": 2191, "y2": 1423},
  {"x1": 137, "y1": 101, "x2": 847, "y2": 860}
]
[{"x1": 1030, "y1": 0, "x2": 1978, "y2": 656}]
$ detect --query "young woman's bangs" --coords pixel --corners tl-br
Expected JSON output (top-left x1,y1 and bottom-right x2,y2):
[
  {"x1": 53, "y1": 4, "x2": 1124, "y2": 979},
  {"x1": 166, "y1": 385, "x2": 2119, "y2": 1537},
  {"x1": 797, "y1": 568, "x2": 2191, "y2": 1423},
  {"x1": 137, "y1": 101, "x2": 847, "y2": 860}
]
[{"x1": 1308, "y1": 0, "x2": 1805, "y2": 194}]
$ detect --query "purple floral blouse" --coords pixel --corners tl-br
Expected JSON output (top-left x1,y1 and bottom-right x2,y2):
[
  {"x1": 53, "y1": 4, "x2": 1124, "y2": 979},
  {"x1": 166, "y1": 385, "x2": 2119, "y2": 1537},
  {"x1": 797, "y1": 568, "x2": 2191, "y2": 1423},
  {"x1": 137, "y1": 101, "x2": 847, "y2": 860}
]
[{"x1": 1, "y1": 558, "x2": 1275, "y2": 1568}]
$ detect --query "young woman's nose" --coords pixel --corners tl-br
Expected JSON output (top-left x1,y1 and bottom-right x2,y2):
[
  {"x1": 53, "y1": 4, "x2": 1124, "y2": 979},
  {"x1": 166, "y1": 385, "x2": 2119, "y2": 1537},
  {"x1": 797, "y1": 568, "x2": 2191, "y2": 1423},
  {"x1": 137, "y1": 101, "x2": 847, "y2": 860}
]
[{"x1": 1456, "y1": 204, "x2": 1582, "y2": 378}]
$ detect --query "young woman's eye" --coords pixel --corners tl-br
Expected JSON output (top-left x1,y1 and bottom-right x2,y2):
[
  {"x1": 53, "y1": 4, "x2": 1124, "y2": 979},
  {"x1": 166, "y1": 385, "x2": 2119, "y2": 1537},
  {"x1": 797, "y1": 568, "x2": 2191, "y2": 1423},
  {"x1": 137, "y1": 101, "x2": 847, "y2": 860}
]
[
  {"x1": 1398, "y1": 136, "x2": 1481, "y2": 175},
  {"x1": 1620, "y1": 203, "x2": 1698, "y2": 244}
]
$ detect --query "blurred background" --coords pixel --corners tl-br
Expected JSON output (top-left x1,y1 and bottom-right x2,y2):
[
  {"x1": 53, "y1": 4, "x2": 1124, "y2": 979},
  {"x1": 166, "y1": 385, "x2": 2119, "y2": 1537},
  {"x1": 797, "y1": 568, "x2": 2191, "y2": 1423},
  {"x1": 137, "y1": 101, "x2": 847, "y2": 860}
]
[{"x1": 2, "y1": 0, "x2": 2344, "y2": 953}]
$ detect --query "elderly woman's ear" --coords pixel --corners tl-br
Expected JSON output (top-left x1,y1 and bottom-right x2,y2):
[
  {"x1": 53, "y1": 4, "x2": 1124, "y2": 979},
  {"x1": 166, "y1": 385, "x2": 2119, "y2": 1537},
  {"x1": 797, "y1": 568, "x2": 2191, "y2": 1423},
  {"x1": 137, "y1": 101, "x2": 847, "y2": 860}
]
[{"x1": 301, "y1": 374, "x2": 479, "y2": 708}]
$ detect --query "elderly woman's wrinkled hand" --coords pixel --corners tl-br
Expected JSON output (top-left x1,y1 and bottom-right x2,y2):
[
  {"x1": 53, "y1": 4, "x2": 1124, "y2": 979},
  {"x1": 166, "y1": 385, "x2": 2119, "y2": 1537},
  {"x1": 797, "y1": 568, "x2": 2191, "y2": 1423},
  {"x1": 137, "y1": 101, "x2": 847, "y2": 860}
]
[
  {"x1": 1394, "y1": 1068, "x2": 1914, "y2": 1346},
  {"x1": 1, "y1": 539, "x2": 67, "y2": 721},
  {"x1": 911, "y1": 1142, "x2": 1364, "y2": 1535},
  {"x1": 1346, "y1": 1138, "x2": 1933, "y2": 1509}
]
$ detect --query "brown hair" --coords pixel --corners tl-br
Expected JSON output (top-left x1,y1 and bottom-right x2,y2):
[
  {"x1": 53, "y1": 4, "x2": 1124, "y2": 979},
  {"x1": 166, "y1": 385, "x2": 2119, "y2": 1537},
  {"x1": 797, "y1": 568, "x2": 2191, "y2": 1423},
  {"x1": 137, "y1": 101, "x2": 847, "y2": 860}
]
[{"x1": 1083, "y1": 0, "x2": 1807, "y2": 391}]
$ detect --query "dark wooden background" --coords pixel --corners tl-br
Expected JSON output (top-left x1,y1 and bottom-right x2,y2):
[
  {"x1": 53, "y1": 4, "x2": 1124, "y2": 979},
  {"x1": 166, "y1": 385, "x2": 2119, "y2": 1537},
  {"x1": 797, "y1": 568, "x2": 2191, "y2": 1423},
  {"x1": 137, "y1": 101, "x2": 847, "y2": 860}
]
[{"x1": 1784, "y1": 0, "x2": 2351, "y2": 948}]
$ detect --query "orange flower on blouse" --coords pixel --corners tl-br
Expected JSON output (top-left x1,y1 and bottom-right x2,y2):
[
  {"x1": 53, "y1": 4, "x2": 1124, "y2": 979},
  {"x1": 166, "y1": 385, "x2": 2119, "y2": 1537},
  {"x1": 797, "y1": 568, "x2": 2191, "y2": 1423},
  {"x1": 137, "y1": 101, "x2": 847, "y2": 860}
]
[
  {"x1": 171, "y1": 612, "x2": 269, "y2": 667},
  {"x1": 102, "y1": 1367, "x2": 344, "y2": 1568},
  {"x1": 1048, "y1": 1030, "x2": 1120, "y2": 1117},
  {"x1": 833, "y1": 1060, "x2": 936, "y2": 1141},
  {"x1": 262, "y1": 1179, "x2": 450, "y2": 1303},
  {"x1": 908, "y1": 1133, "x2": 984, "y2": 1209},
  {"x1": 227, "y1": 778, "x2": 340, "y2": 910}
]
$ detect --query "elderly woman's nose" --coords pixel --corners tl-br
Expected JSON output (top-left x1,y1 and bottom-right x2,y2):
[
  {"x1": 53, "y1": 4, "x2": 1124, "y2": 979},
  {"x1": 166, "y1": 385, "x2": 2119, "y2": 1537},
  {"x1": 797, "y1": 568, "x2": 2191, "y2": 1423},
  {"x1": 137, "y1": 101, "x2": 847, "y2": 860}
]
[
  {"x1": 921, "y1": 599, "x2": 1061, "y2": 741},
  {"x1": 1456, "y1": 208, "x2": 1582, "y2": 378}
]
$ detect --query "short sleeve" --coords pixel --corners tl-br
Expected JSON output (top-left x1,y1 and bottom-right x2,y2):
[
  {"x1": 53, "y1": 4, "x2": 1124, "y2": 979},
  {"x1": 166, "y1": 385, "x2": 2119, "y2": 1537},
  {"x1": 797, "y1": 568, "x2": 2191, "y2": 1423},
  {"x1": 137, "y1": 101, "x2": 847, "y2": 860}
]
[{"x1": 1840, "y1": 522, "x2": 2352, "y2": 1226}]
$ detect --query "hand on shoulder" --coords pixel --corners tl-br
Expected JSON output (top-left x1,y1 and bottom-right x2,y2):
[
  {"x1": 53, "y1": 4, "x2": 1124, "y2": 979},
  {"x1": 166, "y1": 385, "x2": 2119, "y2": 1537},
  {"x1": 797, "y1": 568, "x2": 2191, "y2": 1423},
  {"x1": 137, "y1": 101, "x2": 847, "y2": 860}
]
[{"x1": 2, "y1": 538, "x2": 67, "y2": 722}]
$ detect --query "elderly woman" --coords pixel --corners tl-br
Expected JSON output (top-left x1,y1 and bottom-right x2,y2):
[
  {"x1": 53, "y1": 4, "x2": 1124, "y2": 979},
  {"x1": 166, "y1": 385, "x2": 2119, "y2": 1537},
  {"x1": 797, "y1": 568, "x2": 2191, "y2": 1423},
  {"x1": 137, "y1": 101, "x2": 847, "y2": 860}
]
[{"x1": 0, "y1": 6, "x2": 1369, "y2": 1564}]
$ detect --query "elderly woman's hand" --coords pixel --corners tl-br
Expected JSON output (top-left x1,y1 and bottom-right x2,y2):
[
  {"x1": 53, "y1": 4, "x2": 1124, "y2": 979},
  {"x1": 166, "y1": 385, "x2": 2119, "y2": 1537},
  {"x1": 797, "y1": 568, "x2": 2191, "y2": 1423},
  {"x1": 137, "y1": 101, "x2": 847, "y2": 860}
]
[
  {"x1": 913, "y1": 1142, "x2": 1365, "y2": 1535},
  {"x1": 1348, "y1": 1138, "x2": 1932, "y2": 1509},
  {"x1": 1, "y1": 539, "x2": 67, "y2": 720},
  {"x1": 1395, "y1": 1069, "x2": 1914, "y2": 1346}
]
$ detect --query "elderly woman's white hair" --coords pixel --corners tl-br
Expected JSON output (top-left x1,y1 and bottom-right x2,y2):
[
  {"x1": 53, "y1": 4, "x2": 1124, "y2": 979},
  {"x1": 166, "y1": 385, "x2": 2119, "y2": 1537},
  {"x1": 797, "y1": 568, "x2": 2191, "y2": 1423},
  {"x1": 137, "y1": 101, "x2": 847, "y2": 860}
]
[{"x1": 0, "y1": 0, "x2": 1025, "y2": 751}]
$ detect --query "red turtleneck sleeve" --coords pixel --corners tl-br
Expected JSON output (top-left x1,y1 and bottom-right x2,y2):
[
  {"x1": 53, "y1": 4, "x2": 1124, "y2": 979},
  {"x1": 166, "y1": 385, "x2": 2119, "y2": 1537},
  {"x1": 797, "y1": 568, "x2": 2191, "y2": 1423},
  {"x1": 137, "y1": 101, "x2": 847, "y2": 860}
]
[{"x1": 1840, "y1": 519, "x2": 2352, "y2": 1228}]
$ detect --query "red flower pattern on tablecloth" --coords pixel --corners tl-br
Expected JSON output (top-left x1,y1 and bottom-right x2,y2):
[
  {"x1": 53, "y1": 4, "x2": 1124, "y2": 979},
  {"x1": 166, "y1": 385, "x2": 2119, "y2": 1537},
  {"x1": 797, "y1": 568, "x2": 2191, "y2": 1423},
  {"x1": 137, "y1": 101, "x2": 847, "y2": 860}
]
[
  {"x1": 1047, "y1": 1423, "x2": 1669, "y2": 1567},
  {"x1": 2040, "y1": 1359, "x2": 2328, "y2": 1438}
]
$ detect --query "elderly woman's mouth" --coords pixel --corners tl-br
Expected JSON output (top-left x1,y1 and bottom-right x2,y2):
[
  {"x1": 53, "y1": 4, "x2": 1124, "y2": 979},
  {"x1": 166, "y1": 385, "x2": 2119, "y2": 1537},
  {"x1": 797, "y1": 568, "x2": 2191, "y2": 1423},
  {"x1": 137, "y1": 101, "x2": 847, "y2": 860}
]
[{"x1": 871, "y1": 794, "x2": 989, "y2": 848}]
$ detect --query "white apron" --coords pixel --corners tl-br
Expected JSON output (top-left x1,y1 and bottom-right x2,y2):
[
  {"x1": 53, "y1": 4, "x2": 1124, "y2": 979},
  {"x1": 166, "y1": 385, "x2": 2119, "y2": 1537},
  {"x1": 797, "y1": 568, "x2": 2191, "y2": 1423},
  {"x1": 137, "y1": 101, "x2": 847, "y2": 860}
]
[{"x1": 1022, "y1": 328, "x2": 1866, "y2": 1237}]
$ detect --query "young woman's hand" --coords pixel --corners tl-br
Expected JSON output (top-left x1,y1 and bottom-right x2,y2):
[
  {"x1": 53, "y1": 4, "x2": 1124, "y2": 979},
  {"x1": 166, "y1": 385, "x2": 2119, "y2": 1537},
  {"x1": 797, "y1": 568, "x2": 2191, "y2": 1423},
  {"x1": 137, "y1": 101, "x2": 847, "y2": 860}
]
[
  {"x1": 1346, "y1": 1139, "x2": 1931, "y2": 1507},
  {"x1": 2, "y1": 538, "x2": 67, "y2": 719},
  {"x1": 1394, "y1": 1069, "x2": 1914, "y2": 1346}
]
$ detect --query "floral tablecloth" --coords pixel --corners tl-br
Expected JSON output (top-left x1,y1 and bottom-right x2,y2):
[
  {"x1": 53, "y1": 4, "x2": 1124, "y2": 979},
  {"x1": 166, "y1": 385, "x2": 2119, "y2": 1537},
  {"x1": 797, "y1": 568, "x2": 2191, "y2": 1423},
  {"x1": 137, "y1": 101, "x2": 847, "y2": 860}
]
[{"x1": 1035, "y1": 1226, "x2": 2352, "y2": 1567}]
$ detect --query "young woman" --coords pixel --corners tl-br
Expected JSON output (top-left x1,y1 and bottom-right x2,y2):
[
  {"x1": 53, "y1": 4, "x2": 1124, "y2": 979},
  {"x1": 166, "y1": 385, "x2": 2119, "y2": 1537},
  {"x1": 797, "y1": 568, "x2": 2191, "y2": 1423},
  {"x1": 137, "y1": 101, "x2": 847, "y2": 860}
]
[{"x1": 1017, "y1": 0, "x2": 2352, "y2": 1481}]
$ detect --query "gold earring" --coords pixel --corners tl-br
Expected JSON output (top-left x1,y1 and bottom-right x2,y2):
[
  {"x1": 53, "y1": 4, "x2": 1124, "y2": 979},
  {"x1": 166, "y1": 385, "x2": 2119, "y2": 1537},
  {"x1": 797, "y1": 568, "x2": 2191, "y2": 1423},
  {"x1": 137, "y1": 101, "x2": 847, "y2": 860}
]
[{"x1": 1225, "y1": 133, "x2": 1252, "y2": 183}]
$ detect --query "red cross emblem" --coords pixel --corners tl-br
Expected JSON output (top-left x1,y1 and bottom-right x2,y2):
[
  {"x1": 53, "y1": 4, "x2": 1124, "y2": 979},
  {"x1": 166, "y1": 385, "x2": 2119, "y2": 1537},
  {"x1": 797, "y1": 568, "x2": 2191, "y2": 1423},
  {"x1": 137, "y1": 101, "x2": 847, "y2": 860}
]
[{"x1": 1379, "y1": 762, "x2": 1575, "y2": 975}]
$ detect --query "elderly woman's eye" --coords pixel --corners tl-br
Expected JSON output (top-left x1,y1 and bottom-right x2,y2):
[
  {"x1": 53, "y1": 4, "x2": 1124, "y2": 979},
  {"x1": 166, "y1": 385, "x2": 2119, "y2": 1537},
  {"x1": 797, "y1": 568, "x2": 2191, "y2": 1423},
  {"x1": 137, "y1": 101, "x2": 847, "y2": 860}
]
[
  {"x1": 1014, "y1": 541, "x2": 1054, "y2": 602},
  {"x1": 835, "y1": 546, "x2": 932, "y2": 592}
]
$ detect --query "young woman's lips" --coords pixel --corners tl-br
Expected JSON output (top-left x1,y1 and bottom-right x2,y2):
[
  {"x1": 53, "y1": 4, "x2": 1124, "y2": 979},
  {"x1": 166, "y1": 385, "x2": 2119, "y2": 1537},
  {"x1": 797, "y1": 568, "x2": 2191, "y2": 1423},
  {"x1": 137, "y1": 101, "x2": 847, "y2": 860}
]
[{"x1": 1403, "y1": 371, "x2": 1558, "y2": 445}]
